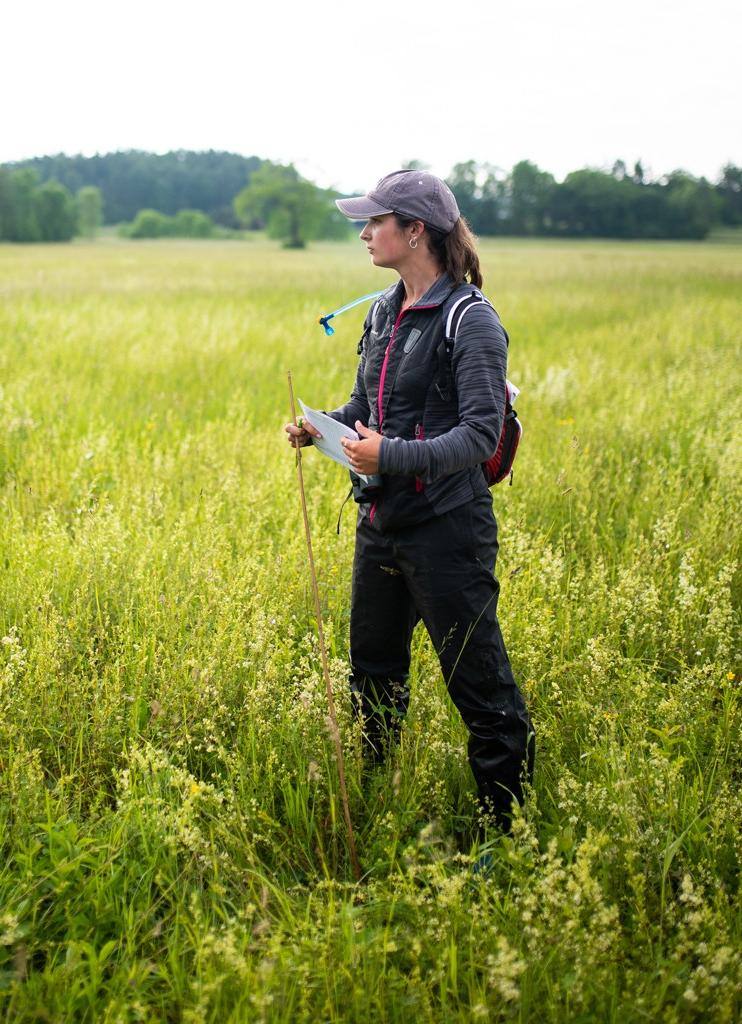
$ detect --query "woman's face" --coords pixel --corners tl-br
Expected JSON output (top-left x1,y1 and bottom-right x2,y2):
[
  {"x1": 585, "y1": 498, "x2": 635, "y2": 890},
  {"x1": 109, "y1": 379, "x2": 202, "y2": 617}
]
[{"x1": 359, "y1": 215, "x2": 411, "y2": 270}]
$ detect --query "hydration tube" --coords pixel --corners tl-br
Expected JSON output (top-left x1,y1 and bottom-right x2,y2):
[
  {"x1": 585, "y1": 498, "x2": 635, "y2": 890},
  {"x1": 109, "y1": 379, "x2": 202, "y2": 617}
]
[{"x1": 319, "y1": 290, "x2": 384, "y2": 335}]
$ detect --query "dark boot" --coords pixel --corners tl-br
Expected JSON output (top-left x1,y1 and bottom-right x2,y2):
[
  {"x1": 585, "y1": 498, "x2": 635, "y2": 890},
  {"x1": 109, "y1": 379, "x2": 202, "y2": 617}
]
[
  {"x1": 350, "y1": 674, "x2": 410, "y2": 764},
  {"x1": 472, "y1": 721, "x2": 535, "y2": 834}
]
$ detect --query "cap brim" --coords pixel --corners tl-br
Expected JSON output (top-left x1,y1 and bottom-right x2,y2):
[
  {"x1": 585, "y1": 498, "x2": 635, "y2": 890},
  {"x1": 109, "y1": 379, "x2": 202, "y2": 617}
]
[{"x1": 335, "y1": 195, "x2": 394, "y2": 220}]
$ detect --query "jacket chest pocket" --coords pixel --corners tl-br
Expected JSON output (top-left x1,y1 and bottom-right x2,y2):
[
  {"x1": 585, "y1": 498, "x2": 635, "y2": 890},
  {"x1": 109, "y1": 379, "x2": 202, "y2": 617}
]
[
  {"x1": 403, "y1": 328, "x2": 422, "y2": 353},
  {"x1": 394, "y1": 332, "x2": 438, "y2": 404}
]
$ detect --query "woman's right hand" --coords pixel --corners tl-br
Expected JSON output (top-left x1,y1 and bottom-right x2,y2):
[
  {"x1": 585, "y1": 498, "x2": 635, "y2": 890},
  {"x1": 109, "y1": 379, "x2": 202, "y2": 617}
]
[{"x1": 285, "y1": 418, "x2": 322, "y2": 448}]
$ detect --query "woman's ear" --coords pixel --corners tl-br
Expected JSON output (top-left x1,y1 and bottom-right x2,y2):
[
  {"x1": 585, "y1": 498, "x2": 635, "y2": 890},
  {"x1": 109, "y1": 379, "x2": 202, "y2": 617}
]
[{"x1": 408, "y1": 220, "x2": 426, "y2": 243}]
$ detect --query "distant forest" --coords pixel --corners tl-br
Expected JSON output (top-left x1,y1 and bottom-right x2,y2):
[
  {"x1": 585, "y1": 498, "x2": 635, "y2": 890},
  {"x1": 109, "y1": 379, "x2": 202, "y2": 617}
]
[
  {"x1": 1, "y1": 150, "x2": 741, "y2": 241},
  {"x1": 446, "y1": 160, "x2": 741, "y2": 240},
  {"x1": 4, "y1": 150, "x2": 261, "y2": 226}
]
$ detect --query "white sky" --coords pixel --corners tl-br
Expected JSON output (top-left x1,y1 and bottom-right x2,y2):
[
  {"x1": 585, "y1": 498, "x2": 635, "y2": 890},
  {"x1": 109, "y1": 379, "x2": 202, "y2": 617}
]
[{"x1": 2, "y1": 0, "x2": 740, "y2": 190}]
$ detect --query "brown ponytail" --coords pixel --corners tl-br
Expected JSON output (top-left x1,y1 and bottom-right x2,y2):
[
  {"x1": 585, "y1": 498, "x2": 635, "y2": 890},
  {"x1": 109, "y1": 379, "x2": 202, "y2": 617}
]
[{"x1": 395, "y1": 214, "x2": 483, "y2": 288}]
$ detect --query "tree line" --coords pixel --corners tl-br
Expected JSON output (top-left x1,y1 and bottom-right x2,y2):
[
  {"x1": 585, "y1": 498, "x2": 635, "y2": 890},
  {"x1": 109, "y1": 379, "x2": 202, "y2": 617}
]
[
  {"x1": 1, "y1": 150, "x2": 740, "y2": 244},
  {"x1": 4, "y1": 150, "x2": 261, "y2": 225},
  {"x1": 446, "y1": 160, "x2": 741, "y2": 240}
]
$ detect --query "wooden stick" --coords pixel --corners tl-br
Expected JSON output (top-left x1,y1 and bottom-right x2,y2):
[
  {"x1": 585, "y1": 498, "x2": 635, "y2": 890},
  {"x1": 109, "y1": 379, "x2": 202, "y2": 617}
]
[{"x1": 287, "y1": 371, "x2": 362, "y2": 882}]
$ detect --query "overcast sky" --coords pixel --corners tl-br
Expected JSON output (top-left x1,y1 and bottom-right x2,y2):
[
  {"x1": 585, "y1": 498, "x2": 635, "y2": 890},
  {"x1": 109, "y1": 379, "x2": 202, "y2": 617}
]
[{"x1": 3, "y1": 0, "x2": 739, "y2": 191}]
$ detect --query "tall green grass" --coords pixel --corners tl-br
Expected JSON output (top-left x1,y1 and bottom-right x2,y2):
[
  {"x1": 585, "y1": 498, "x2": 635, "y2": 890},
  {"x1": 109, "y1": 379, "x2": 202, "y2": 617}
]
[{"x1": 0, "y1": 238, "x2": 740, "y2": 1022}]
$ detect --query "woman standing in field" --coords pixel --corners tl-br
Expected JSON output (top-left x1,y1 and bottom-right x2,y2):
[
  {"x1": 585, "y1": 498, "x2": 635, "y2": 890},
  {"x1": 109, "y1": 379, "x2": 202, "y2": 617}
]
[{"x1": 286, "y1": 170, "x2": 533, "y2": 832}]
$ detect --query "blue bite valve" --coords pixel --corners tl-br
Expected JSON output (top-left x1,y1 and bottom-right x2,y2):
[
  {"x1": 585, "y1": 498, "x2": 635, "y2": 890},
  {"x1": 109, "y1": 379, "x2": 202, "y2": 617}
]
[
  {"x1": 319, "y1": 315, "x2": 335, "y2": 336},
  {"x1": 318, "y1": 290, "x2": 384, "y2": 335}
]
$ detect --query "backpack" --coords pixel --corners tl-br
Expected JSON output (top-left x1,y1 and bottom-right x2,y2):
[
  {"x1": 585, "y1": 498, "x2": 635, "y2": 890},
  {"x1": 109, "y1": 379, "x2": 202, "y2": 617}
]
[{"x1": 435, "y1": 290, "x2": 523, "y2": 486}]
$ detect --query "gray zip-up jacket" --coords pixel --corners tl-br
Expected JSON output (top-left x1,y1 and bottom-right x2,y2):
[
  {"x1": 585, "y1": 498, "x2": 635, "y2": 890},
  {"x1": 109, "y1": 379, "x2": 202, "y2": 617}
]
[{"x1": 329, "y1": 273, "x2": 509, "y2": 531}]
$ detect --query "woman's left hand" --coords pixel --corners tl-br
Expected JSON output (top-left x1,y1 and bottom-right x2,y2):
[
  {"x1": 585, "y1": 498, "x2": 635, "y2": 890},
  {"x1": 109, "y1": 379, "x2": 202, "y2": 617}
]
[{"x1": 342, "y1": 421, "x2": 382, "y2": 475}]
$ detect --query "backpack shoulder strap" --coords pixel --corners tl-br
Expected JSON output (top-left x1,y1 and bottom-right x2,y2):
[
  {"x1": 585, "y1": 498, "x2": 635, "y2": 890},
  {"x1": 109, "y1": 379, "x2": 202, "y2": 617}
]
[
  {"x1": 357, "y1": 298, "x2": 382, "y2": 355},
  {"x1": 436, "y1": 290, "x2": 489, "y2": 400},
  {"x1": 444, "y1": 290, "x2": 489, "y2": 341}
]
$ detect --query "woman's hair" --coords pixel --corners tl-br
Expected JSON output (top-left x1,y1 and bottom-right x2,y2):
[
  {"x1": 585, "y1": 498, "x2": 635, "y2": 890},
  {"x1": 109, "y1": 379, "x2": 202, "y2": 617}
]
[{"x1": 395, "y1": 214, "x2": 483, "y2": 288}]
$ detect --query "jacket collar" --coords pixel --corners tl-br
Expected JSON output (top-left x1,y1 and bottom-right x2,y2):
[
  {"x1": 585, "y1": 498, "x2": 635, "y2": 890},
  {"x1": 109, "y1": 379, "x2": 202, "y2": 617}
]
[{"x1": 378, "y1": 272, "x2": 456, "y2": 316}]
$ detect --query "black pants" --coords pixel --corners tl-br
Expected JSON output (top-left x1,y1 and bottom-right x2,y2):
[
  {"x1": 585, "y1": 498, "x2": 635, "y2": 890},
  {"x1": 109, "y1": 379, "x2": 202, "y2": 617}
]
[{"x1": 350, "y1": 493, "x2": 534, "y2": 828}]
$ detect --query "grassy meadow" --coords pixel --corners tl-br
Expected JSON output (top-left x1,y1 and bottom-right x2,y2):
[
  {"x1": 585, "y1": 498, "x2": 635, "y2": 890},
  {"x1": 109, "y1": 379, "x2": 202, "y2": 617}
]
[{"x1": 0, "y1": 236, "x2": 740, "y2": 1022}]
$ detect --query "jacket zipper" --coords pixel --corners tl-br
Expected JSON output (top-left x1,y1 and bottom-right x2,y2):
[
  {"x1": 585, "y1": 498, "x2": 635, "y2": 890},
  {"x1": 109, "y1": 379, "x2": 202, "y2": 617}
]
[
  {"x1": 370, "y1": 302, "x2": 438, "y2": 524},
  {"x1": 376, "y1": 307, "x2": 406, "y2": 430}
]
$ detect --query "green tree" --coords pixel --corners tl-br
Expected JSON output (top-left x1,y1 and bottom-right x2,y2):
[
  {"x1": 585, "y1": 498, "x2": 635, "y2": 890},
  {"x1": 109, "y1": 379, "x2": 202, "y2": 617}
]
[
  {"x1": 6, "y1": 169, "x2": 41, "y2": 241},
  {"x1": 715, "y1": 164, "x2": 742, "y2": 225},
  {"x1": 663, "y1": 172, "x2": 719, "y2": 239},
  {"x1": 316, "y1": 203, "x2": 352, "y2": 240},
  {"x1": 77, "y1": 186, "x2": 103, "y2": 239},
  {"x1": 0, "y1": 171, "x2": 75, "y2": 242},
  {"x1": 233, "y1": 162, "x2": 327, "y2": 248},
  {"x1": 0, "y1": 168, "x2": 14, "y2": 239},
  {"x1": 448, "y1": 161, "x2": 481, "y2": 226},
  {"x1": 128, "y1": 209, "x2": 172, "y2": 238},
  {"x1": 503, "y1": 160, "x2": 556, "y2": 234},
  {"x1": 551, "y1": 169, "x2": 647, "y2": 237},
  {"x1": 35, "y1": 180, "x2": 77, "y2": 240},
  {"x1": 172, "y1": 209, "x2": 213, "y2": 237},
  {"x1": 120, "y1": 208, "x2": 218, "y2": 238},
  {"x1": 448, "y1": 162, "x2": 503, "y2": 234}
]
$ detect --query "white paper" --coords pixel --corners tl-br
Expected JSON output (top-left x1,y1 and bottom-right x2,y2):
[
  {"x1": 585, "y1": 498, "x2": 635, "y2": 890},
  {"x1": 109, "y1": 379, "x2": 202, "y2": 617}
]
[
  {"x1": 298, "y1": 400, "x2": 369, "y2": 483},
  {"x1": 506, "y1": 379, "x2": 520, "y2": 404}
]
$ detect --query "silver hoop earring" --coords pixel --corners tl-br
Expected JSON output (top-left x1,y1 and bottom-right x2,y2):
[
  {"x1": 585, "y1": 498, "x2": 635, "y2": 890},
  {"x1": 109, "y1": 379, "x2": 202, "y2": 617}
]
[{"x1": 409, "y1": 237, "x2": 418, "y2": 249}]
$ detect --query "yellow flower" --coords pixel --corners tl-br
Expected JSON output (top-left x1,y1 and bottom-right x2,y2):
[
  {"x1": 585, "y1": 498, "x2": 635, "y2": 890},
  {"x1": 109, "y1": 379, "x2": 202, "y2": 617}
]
[{"x1": 727, "y1": 672, "x2": 736, "y2": 681}]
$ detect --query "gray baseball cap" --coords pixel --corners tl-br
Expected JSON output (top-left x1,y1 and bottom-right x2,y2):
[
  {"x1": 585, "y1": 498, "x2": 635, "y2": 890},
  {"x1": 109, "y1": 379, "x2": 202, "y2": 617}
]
[{"x1": 335, "y1": 170, "x2": 460, "y2": 234}]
